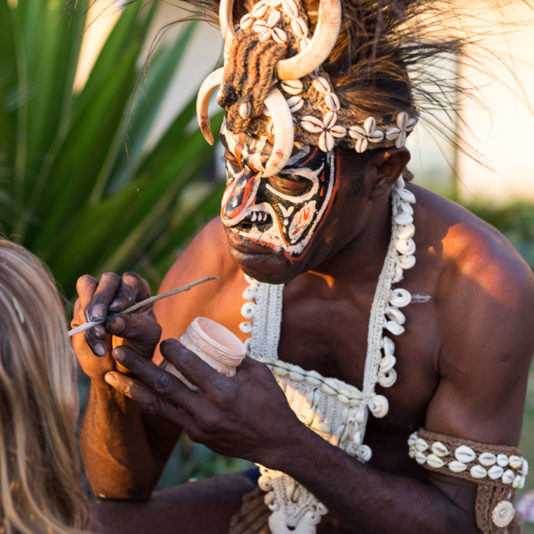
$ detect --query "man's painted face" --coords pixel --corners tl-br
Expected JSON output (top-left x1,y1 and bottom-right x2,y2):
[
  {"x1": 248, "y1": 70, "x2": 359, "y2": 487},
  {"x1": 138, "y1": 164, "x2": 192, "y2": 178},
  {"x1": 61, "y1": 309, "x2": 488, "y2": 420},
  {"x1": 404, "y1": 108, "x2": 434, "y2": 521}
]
[{"x1": 220, "y1": 123, "x2": 339, "y2": 262}]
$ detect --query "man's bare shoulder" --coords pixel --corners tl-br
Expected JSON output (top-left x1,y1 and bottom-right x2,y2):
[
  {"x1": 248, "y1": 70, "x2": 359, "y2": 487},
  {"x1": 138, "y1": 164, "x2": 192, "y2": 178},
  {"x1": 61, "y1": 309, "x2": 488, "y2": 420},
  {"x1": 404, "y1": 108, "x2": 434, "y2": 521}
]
[
  {"x1": 414, "y1": 186, "x2": 534, "y2": 444},
  {"x1": 413, "y1": 185, "x2": 534, "y2": 300}
]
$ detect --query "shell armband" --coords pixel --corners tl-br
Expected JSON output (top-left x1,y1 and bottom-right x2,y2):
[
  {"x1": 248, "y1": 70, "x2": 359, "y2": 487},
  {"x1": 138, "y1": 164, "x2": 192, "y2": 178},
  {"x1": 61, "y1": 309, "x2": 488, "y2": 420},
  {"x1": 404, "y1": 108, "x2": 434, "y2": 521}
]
[{"x1": 409, "y1": 429, "x2": 527, "y2": 533}]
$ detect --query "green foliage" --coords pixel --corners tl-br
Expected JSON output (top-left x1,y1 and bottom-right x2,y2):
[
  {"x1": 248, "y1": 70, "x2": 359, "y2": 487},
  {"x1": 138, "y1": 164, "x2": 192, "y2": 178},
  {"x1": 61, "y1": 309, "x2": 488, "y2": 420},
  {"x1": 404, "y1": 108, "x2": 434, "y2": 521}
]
[{"x1": 0, "y1": 0, "x2": 223, "y2": 299}]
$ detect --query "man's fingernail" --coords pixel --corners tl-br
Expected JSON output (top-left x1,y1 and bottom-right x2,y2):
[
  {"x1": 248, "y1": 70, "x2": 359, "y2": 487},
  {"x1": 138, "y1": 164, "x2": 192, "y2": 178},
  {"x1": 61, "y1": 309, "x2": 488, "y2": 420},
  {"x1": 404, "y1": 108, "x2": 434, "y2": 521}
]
[
  {"x1": 108, "y1": 316, "x2": 125, "y2": 333},
  {"x1": 90, "y1": 303, "x2": 106, "y2": 321},
  {"x1": 104, "y1": 373, "x2": 116, "y2": 385},
  {"x1": 94, "y1": 343, "x2": 107, "y2": 357},
  {"x1": 112, "y1": 347, "x2": 125, "y2": 362},
  {"x1": 109, "y1": 299, "x2": 122, "y2": 311}
]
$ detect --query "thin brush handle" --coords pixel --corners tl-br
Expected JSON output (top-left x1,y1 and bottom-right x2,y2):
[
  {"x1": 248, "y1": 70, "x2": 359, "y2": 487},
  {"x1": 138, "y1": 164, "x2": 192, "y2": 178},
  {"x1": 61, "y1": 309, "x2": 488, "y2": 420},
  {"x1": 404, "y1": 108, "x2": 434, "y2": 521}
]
[{"x1": 68, "y1": 276, "x2": 217, "y2": 337}]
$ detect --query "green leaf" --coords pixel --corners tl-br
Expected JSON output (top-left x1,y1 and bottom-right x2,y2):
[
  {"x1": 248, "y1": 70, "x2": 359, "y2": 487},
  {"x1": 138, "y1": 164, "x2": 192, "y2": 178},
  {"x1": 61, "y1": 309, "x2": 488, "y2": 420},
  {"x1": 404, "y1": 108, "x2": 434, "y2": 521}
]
[{"x1": 109, "y1": 21, "x2": 198, "y2": 190}]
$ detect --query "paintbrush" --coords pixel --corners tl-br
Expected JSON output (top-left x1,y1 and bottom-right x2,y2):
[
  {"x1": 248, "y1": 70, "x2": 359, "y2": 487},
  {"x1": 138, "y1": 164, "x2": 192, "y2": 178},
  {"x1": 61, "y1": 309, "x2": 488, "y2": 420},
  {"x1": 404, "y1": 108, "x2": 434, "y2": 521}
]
[{"x1": 68, "y1": 276, "x2": 217, "y2": 337}]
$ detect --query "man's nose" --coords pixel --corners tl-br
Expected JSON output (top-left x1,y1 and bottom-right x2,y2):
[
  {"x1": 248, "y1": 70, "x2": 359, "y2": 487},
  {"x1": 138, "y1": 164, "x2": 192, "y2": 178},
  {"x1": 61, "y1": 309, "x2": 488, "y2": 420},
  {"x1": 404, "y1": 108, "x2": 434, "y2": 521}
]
[{"x1": 221, "y1": 170, "x2": 261, "y2": 224}]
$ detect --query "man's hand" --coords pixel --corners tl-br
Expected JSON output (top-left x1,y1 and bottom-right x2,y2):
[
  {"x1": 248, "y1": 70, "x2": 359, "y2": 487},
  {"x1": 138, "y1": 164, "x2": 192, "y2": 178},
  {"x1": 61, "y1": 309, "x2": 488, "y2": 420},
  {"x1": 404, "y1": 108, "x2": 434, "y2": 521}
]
[
  {"x1": 104, "y1": 339, "x2": 304, "y2": 467},
  {"x1": 72, "y1": 272, "x2": 162, "y2": 383}
]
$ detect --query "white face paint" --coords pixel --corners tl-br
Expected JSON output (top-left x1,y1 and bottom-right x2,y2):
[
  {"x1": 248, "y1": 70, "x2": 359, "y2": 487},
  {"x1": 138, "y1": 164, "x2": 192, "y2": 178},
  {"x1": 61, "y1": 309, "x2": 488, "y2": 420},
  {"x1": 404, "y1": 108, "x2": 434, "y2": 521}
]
[{"x1": 220, "y1": 123, "x2": 339, "y2": 261}]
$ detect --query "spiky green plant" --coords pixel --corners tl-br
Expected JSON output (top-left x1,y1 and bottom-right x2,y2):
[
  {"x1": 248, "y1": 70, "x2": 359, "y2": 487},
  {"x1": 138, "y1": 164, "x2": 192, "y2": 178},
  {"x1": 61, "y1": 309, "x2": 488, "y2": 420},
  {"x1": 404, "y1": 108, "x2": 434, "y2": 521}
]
[{"x1": 0, "y1": 0, "x2": 224, "y2": 299}]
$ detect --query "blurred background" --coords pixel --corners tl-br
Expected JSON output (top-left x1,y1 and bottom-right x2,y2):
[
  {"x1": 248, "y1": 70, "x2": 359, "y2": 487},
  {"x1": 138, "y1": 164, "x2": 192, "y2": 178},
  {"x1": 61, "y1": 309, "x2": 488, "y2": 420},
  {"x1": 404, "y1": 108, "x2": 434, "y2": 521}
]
[{"x1": 1, "y1": 0, "x2": 534, "y2": 527}]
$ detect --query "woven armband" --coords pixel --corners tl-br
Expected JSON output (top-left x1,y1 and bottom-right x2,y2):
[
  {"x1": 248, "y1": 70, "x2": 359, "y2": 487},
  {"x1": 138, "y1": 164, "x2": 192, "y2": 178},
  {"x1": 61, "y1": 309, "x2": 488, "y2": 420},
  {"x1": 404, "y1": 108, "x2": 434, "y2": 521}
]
[{"x1": 408, "y1": 429, "x2": 528, "y2": 533}]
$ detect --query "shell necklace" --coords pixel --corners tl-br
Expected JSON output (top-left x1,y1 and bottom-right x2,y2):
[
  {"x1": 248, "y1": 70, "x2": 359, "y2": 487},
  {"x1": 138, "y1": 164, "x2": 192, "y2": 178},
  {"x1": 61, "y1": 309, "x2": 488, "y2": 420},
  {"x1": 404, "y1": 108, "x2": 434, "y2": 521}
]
[{"x1": 240, "y1": 175, "x2": 416, "y2": 534}]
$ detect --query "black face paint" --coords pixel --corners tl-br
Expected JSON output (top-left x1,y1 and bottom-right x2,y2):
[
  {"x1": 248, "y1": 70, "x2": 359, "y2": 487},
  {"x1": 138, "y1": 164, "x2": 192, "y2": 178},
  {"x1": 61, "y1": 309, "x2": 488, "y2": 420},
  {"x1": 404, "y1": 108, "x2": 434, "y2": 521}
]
[{"x1": 220, "y1": 123, "x2": 339, "y2": 261}]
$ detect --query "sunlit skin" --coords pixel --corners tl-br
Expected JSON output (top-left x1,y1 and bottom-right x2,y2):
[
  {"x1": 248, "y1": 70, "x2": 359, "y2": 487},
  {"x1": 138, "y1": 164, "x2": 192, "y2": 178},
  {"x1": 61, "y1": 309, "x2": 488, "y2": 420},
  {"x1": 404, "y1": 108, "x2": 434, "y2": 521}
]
[{"x1": 73, "y1": 145, "x2": 534, "y2": 534}]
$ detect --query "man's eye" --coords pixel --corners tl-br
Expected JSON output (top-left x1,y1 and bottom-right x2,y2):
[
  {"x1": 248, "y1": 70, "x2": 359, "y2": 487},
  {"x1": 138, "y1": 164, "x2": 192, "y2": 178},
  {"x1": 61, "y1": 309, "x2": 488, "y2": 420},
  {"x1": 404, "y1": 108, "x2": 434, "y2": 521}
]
[{"x1": 268, "y1": 175, "x2": 309, "y2": 195}]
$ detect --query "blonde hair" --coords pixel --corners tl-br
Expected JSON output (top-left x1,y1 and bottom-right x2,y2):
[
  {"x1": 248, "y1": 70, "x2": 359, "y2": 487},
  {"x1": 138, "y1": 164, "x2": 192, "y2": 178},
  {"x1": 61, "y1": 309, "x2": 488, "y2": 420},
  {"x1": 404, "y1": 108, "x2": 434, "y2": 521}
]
[{"x1": 0, "y1": 239, "x2": 90, "y2": 533}]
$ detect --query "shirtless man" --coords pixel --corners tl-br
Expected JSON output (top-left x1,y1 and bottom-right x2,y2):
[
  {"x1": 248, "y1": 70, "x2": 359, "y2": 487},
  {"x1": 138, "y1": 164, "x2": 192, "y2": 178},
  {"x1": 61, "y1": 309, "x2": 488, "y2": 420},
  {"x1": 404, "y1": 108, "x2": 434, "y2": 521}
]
[{"x1": 72, "y1": 1, "x2": 534, "y2": 533}]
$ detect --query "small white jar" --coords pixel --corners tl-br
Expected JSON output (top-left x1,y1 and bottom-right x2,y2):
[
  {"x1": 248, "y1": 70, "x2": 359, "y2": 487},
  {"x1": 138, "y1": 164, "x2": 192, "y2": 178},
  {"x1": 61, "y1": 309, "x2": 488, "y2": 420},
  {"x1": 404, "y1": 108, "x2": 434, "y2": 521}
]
[{"x1": 163, "y1": 317, "x2": 246, "y2": 388}]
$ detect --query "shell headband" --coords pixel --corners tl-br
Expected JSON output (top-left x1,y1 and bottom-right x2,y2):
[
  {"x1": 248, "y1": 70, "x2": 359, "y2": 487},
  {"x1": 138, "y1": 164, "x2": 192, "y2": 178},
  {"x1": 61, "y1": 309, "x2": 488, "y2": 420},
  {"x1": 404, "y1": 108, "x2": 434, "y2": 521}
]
[{"x1": 196, "y1": 0, "x2": 418, "y2": 176}]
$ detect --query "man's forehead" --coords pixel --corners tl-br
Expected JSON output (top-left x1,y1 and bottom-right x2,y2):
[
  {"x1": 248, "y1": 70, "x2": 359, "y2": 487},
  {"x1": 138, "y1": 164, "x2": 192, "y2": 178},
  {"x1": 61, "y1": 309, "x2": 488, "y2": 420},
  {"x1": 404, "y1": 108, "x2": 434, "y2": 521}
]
[{"x1": 220, "y1": 125, "x2": 318, "y2": 168}]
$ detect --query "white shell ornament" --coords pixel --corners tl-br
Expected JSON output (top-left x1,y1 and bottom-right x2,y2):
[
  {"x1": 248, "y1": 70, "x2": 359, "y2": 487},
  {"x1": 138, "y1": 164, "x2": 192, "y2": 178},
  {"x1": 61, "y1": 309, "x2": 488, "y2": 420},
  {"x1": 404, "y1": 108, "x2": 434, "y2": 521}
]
[
  {"x1": 454, "y1": 445, "x2": 476, "y2": 464},
  {"x1": 492, "y1": 501, "x2": 515, "y2": 528},
  {"x1": 478, "y1": 452, "x2": 497, "y2": 466},
  {"x1": 431, "y1": 442, "x2": 449, "y2": 457},
  {"x1": 427, "y1": 454, "x2": 445, "y2": 469},
  {"x1": 502, "y1": 469, "x2": 514, "y2": 484},
  {"x1": 470, "y1": 465, "x2": 487, "y2": 479},
  {"x1": 488, "y1": 465, "x2": 504, "y2": 480},
  {"x1": 448, "y1": 461, "x2": 467, "y2": 473},
  {"x1": 368, "y1": 395, "x2": 389, "y2": 418}
]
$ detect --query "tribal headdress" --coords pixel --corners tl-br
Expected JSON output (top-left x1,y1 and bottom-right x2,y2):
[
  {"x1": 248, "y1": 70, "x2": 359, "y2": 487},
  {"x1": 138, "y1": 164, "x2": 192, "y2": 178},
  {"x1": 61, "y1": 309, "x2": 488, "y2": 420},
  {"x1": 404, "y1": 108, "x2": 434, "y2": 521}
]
[{"x1": 196, "y1": 0, "x2": 424, "y2": 177}]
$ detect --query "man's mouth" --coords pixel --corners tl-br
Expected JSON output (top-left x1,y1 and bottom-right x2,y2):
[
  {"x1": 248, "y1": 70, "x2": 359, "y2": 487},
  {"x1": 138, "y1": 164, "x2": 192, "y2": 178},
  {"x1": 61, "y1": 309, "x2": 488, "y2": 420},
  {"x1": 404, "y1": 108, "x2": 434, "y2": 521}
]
[{"x1": 226, "y1": 228, "x2": 283, "y2": 259}]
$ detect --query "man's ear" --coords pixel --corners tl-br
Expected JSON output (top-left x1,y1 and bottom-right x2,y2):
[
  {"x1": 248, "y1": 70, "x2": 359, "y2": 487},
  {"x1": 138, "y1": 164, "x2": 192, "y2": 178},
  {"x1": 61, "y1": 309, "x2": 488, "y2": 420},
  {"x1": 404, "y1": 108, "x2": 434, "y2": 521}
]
[{"x1": 366, "y1": 147, "x2": 411, "y2": 200}]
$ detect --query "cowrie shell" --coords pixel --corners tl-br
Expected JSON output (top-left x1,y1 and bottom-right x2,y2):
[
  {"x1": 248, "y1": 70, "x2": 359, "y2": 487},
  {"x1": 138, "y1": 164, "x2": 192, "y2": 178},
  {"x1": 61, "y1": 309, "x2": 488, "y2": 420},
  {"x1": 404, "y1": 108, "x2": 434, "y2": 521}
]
[
  {"x1": 386, "y1": 306, "x2": 405, "y2": 325},
  {"x1": 397, "y1": 188, "x2": 416, "y2": 204},
  {"x1": 325, "y1": 93, "x2": 340, "y2": 111},
  {"x1": 337, "y1": 393, "x2": 350, "y2": 405},
  {"x1": 455, "y1": 445, "x2": 476, "y2": 464},
  {"x1": 287, "y1": 96, "x2": 304, "y2": 113},
  {"x1": 274, "y1": 366, "x2": 288, "y2": 377},
  {"x1": 282, "y1": 0, "x2": 299, "y2": 18},
  {"x1": 252, "y1": 2, "x2": 268, "y2": 17},
  {"x1": 272, "y1": 27, "x2": 287, "y2": 43},
  {"x1": 512, "y1": 475, "x2": 523, "y2": 489},
  {"x1": 509, "y1": 455, "x2": 522, "y2": 469},
  {"x1": 368, "y1": 395, "x2": 389, "y2": 418},
  {"x1": 300, "y1": 116, "x2": 323, "y2": 133},
  {"x1": 502, "y1": 469, "x2": 514, "y2": 484},
  {"x1": 315, "y1": 421, "x2": 331, "y2": 434},
  {"x1": 291, "y1": 17, "x2": 309, "y2": 39},
  {"x1": 497, "y1": 454, "x2": 509, "y2": 467},
  {"x1": 288, "y1": 371, "x2": 304, "y2": 382},
  {"x1": 240, "y1": 13, "x2": 254, "y2": 29},
  {"x1": 382, "y1": 337, "x2": 395, "y2": 357},
  {"x1": 239, "y1": 102, "x2": 251, "y2": 119},
  {"x1": 448, "y1": 461, "x2": 467, "y2": 473},
  {"x1": 470, "y1": 465, "x2": 487, "y2": 479},
  {"x1": 397, "y1": 224, "x2": 415, "y2": 240},
  {"x1": 305, "y1": 375, "x2": 321, "y2": 386},
  {"x1": 431, "y1": 442, "x2": 449, "y2": 457},
  {"x1": 415, "y1": 438, "x2": 429, "y2": 452},
  {"x1": 393, "y1": 213, "x2": 413, "y2": 226},
  {"x1": 479, "y1": 452, "x2": 497, "y2": 466},
  {"x1": 427, "y1": 454, "x2": 445, "y2": 469},
  {"x1": 379, "y1": 354, "x2": 396, "y2": 373},
  {"x1": 488, "y1": 465, "x2": 504, "y2": 480},
  {"x1": 385, "y1": 320, "x2": 405, "y2": 336},
  {"x1": 312, "y1": 76, "x2": 331, "y2": 94},
  {"x1": 408, "y1": 432, "x2": 418, "y2": 446},
  {"x1": 281, "y1": 79, "x2": 303, "y2": 95},
  {"x1": 520, "y1": 458, "x2": 529, "y2": 475},
  {"x1": 319, "y1": 131, "x2": 334, "y2": 153},
  {"x1": 415, "y1": 452, "x2": 426, "y2": 465},
  {"x1": 321, "y1": 382, "x2": 336, "y2": 395}
]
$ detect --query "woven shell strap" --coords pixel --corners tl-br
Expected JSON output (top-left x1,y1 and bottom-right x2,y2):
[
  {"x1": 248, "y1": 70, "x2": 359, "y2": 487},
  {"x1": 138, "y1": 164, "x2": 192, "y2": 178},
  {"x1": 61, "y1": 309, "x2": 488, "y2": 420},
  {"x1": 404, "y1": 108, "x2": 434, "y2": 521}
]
[{"x1": 410, "y1": 428, "x2": 527, "y2": 533}]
